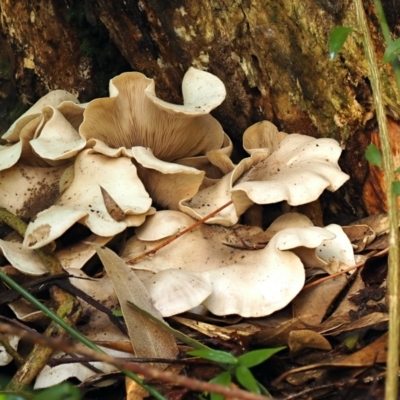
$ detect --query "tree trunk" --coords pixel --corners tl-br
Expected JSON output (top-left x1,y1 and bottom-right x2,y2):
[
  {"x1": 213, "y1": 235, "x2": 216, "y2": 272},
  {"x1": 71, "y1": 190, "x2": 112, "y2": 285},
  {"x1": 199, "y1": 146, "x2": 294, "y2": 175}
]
[{"x1": 1, "y1": 0, "x2": 400, "y2": 217}]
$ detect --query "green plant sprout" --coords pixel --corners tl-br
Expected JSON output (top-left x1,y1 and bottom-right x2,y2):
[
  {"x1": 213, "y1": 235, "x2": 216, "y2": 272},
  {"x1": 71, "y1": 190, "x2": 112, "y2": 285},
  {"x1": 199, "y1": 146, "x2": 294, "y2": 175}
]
[
  {"x1": 329, "y1": 0, "x2": 400, "y2": 398},
  {"x1": 187, "y1": 347, "x2": 285, "y2": 400},
  {"x1": 128, "y1": 300, "x2": 285, "y2": 398}
]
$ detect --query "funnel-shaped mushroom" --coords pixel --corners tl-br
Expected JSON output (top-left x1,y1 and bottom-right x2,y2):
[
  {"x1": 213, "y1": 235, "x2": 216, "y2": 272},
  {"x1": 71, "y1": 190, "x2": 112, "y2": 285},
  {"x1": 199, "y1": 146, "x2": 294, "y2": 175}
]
[{"x1": 80, "y1": 67, "x2": 227, "y2": 162}]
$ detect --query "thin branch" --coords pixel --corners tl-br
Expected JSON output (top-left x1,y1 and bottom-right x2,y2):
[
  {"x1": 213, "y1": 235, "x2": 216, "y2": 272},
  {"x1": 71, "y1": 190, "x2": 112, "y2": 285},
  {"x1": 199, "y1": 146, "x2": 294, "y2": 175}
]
[
  {"x1": 355, "y1": 1, "x2": 400, "y2": 398},
  {"x1": 127, "y1": 200, "x2": 233, "y2": 265},
  {"x1": 0, "y1": 322, "x2": 270, "y2": 400},
  {"x1": 302, "y1": 248, "x2": 389, "y2": 291}
]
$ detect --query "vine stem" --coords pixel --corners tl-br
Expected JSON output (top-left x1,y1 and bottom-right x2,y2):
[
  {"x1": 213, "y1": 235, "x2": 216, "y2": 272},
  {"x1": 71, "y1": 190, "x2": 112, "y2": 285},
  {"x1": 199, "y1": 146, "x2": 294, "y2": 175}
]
[{"x1": 354, "y1": 1, "x2": 400, "y2": 398}]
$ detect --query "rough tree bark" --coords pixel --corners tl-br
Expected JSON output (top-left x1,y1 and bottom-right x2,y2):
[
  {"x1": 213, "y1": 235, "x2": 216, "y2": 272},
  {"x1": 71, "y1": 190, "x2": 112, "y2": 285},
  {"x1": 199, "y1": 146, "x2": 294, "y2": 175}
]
[{"x1": 1, "y1": 0, "x2": 400, "y2": 218}]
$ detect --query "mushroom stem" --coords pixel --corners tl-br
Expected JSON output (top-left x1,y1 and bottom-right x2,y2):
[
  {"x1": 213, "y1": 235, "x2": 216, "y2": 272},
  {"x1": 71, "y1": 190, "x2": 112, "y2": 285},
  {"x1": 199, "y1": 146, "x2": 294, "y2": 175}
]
[{"x1": 127, "y1": 201, "x2": 233, "y2": 265}]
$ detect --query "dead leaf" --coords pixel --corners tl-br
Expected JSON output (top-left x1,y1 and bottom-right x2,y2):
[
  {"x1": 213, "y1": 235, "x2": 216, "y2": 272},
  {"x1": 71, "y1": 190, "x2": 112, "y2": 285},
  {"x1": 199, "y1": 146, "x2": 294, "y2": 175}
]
[
  {"x1": 288, "y1": 330, "x2": 332, "y2": 354},
  {"x1": 292, "y1": 275, "x2": 350, "y2": 326},
  {"x1": 342, "y1": 225, "x2": 375, "y2": 252},
  {"x1": 92, "y1": 244, "x2": 178, "y2": 364}
]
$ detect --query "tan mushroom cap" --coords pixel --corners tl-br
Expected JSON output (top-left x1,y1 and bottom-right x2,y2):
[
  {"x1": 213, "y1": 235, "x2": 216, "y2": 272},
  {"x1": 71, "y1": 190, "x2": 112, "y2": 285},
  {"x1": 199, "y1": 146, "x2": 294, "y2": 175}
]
[
  {"x1": 131, "y1": 146, "x2": 205, "y2": 210},
  {"x1": 0, "y1": 164, "x2": 66, "y2": 219},
  {"x1": 80, "y1": 68, "x2": 226, "y2": 162},
  {"x1": 0, "y1": 240, "x2": 48, "y2": 275},
  {"x1": 30, "y1": 102, "x2": 86, "y2": 164},
  {"x1": 23, "y1": 150, "x2": 153, "y2": 249},
  {"x1": 3, "y1": 90, "x2": 79, "y2": 141},
  {"x1": 135, "y1": 210, "x2": 194, "y2": 241},
  {"x1": 141, "y1": 269, "x2": 212, "y2": 317},
  {"x1": 242, "y1": 120, "x2": 287, "y2": 155}
]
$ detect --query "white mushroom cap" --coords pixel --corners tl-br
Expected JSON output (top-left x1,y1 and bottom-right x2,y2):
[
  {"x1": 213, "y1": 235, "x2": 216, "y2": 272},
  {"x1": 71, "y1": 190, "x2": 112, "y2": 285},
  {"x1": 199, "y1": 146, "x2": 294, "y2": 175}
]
[
  {"x1": 203, "y1": 226, "x2": 335, "y2": 317},
  {"x1": 135, "y1": 210, "x2": 194, "y2": 241},
  {"x1": 145, "y1": 67, "x2": 226, "y2": 115},
  {"x1": 0, "y1": 240, "x2": 47, "y2": 275},
  {"x1": 232, "y1": 133, "x2": 349, "y2": 206},
  {"x1": 124, "y1": 211, "x2": 336, "y2": 317},
  {"x1": 141, "y1": 269, "x2": 212, "y2": 317},
  {"x1": 30, "y1": 103, "x2": 86, "y2": 163},
  {"x1": 23, "y1": 150, "x2": 153, "y2": 249}
]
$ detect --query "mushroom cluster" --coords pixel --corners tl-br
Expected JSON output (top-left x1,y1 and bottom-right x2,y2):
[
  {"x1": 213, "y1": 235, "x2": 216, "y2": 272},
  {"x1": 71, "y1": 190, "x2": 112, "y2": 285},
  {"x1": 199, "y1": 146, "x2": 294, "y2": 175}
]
[{"x1": 0, "y1": 67, "x2": 352, "y2": 322}]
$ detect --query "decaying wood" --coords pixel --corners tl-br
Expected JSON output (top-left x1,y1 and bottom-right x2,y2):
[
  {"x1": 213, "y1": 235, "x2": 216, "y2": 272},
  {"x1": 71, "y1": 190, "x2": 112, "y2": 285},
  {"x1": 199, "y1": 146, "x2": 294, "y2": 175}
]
[{"x1": 1, "y1": 0, "x2": 400, "y2": 216}]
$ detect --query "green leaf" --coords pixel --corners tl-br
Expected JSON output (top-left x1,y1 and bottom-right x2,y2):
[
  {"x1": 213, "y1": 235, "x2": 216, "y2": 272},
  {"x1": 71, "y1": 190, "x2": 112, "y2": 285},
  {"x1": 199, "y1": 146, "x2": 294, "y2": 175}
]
[
  {"x1": 187, "y1": 349, "x2": 238, "y2": 365},
  {"x1": 392, "y1": 181, "x2": 400, "y2": 195},
  {"x1": 35, "y1": 383, "x2": 81, "y2": 400},
  {"x1": 383, "y1": 37, "x2": 400, "y2": 63},
  {"x1": 0, "y1": 394, "x2": 26, "y2": 400},
  {"x1": 210, "y1": 371, "x2": 231, "y2": 400},
  {"x1": 395, "y1": 166, "x2": 400, "y2": 174},
  {"x1": 112, "y1": 309, "x2": 123, "y2": 317},
  {"x1": 365, "y1": 143, "x2": 382, "y2": 168},
  {"x1": 237, "y1": 347, "x2": 286, "y2": 368},
  {"x1": 235, "y1": 365, "x2": 260, "y2": 394},
  {"x1": 329, "y1": 26, "x2": 353, "y2": 60}
]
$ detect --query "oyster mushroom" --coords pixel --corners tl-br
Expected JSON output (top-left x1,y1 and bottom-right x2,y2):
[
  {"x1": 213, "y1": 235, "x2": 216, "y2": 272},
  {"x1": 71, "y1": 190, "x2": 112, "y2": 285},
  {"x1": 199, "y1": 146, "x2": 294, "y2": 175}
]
[
  {"x1": 80, "y1": 67, "x2": 227, "y2": 162},
  {"x1": 180, "y1": 122, "x2": 349, "y2": 226},
  {"x1": 23, "y1": 149, "x2": 153, "y2": 249},
  {"x1": 122, "y1": 210, "x2": 336, "y2": 317}
]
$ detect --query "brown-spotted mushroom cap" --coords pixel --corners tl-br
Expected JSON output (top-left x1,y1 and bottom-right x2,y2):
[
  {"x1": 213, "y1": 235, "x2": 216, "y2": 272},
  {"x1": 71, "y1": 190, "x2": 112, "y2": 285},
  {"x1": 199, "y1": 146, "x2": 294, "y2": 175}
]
[
  {"x1": 23, "y1": 149, "x2": 153, "y2": 249},
  {"x1": 232, "y1": 133, "x2": 349, "y2": 206}
]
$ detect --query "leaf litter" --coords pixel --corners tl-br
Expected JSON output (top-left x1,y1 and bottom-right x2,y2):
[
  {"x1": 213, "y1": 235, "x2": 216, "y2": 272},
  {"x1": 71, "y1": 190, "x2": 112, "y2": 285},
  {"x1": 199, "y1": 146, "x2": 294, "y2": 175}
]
[{"x1": 0, "y1": 67, "x2": 393, "y2": 399}]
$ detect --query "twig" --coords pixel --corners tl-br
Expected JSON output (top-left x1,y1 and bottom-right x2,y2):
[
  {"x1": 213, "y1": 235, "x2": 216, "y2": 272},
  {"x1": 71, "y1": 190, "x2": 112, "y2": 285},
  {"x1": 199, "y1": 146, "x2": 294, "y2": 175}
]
[
  {"x1": 302, "y1": 247, "x2": 389, "y2": 291},
  {"x1": 127, "y1": 200, "x2": 233, "y2": 265},
  {"x1": 0, "y1": 269, "x2": 164, "y2": 399},
  {"x1": 0, "y1": 322, "x2": 270, "y2": 400},
  {"x1": 355, "y1": 1, "x2": 400, "y2": 398}
]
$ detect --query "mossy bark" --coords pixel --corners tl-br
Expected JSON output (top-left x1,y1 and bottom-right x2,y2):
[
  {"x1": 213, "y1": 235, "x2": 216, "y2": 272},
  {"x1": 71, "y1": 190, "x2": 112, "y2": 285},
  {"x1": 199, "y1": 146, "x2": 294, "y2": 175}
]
[{"x1": 1, "y1": 0, "x2": 399, "y2": 216}]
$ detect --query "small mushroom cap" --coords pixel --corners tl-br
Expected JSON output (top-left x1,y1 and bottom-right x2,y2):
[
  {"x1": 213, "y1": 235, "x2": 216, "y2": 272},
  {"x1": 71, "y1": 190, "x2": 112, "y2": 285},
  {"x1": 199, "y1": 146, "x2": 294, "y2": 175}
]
[
  {"x1": 141, "y1": 269, "x2": 212, "y2": 317},
  {"x1": 145, "y1": 67, "x2": 226, "y2": 115},
  {"x1": 30, "y1": 103, "x2": 86, "y2": 163},
  {"x1": 0, "y1": 239, "x2": 48, "y2": 275},
  {"x1": 231, "y1": 133, "x2": 349, "y2": 206},
  {"x1": 243, "y1": 120, "x2": 287, "y2": 155},
  {"x1": 4, "y1": 90, "x2": 79, "y2": 141},
  {"x1": 135, "y1": 210, "x2": 194, "y2": 241},
  {"x1": 131, "y1": 146, "x2": 205, "y2": 210}
]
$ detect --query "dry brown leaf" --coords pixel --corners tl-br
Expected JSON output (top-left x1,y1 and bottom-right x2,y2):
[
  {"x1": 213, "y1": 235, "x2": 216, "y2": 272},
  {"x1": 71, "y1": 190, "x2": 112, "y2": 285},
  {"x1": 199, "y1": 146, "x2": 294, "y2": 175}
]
[
  {"x1": 341, "y1": 224, "x2": 376, "y2": 252},
  {"x1": 173, "y1": 316, "x2": 260, "y2": 341},
  {"x1": 292, "y1": 275, "x2": 350, "y2": 326},
  {"x1": 92, "y1": 244, "x2": 178, "y2": 364},
  {"x1": 288, "y1": 330, "x2": 332, "y2": 354}
]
